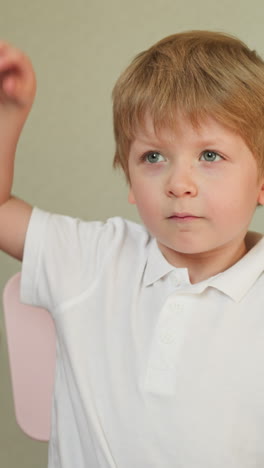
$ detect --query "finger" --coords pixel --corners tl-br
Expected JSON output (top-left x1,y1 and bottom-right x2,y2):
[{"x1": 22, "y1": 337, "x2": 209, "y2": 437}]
[
  {"x1": 0, "y1": 56, "x2": 35, "y2": 102},
  {"x1": 1, "y1": 73, "x2": 34, "y2": 106},
  {"x1": 0, "y1": 42, "x2": 36, "y2": 105},
  {"x1": 0, "y1": 48, "x2": 23, "y2": 74},
  {"x1": 0, "y1": 43, "x2": 31, "y2": 82},
  {"x1": 2, "y1": 74, "x2": 16, "y2": 96}
]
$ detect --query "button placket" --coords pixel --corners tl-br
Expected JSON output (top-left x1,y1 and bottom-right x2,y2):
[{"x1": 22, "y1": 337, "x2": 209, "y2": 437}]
[
  {"x1": 144, "y1": 298, "x2": 191, "y2": 394},
  {"x1": 159, "y1": 303, "x2": 185, "y2": 344}
]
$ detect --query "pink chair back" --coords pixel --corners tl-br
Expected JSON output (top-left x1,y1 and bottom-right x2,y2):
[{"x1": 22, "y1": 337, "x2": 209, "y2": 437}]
[{"x1": 3, "y1": 273, "x2": 56, "y2": 441}]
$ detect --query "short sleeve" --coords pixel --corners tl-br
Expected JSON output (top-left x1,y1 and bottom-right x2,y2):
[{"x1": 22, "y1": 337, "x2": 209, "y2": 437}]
[{"x1": 20, "y1": 207, "x2": 117, "y2": 312}]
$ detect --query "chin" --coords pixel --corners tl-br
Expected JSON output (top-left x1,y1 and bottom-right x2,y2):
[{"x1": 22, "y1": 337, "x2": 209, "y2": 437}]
[{"x1": 159, "y1": 240, "x2": 206, "y2": 257}]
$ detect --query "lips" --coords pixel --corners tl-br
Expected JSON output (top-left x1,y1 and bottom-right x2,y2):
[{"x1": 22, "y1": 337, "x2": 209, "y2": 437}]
[
  {"x1": 169, "y1": 212, "x2": 198, "y2": 218},
  {"x1": 168, "y1": 212, "x2": 201, "y2": 221}
]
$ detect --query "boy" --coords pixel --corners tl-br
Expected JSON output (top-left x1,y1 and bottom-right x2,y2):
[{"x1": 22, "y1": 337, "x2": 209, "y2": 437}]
[{"x1": 1, "y1": 30, "x2": 264, "y2": 467}]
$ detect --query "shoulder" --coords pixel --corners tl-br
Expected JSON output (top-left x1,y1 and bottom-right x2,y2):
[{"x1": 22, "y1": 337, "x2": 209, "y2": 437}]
[
  {"x1": 22, "y1": 210, "x2": 152, "y2": 310},
  {"x1": 26, "y1": 208, "x2": 152, "y2": 265},
  {"x1": 28, "y1": 208, "x2": 150, "y2": 245},
  {"x1": 100, "y1": 216, "x2": 150, "y2": 245}
]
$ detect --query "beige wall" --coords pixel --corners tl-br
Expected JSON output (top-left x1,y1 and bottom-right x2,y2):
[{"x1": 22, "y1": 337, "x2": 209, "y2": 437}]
[{"x1": 1, "y1": 1, "x2": 264, "y2": 466}]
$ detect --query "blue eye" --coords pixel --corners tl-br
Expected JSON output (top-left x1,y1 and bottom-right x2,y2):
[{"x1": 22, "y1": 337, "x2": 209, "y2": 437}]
[
  {"x1": 200, "y1": 150, "x2": 222, "y2": 162},
  {"x1": 144, "y1": 152, "x2": 166, "y2": 163}
]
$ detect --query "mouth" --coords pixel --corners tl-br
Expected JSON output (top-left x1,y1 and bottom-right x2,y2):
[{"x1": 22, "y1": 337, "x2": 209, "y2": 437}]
[{"x1": 168, "y1": 213, "x2": 201, "y2": 222}]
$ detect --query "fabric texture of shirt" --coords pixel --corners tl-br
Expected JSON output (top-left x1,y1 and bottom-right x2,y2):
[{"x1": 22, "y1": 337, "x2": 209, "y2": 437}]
[{"x1": 21, "y1": 207, "x2": 264, "y2": 468}]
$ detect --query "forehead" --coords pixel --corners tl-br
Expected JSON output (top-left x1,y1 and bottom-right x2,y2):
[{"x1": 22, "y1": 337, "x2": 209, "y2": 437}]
[{"x1": 131, "y1": 112, "x2": 240, "y2": 147}]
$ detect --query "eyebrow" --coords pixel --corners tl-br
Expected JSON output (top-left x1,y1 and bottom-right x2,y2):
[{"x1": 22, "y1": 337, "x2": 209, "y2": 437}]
[{"x1": 195, "y1": 138, "x2": 226, "y2": 147}]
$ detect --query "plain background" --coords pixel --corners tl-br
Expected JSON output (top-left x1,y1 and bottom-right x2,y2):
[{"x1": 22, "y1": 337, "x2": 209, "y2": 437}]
[{"x1": 1, "y1": 1, "x2": 264, "y2": 466}]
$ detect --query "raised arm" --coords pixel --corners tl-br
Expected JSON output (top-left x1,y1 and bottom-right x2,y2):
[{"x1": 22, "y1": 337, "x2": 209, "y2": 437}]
[{"x1": 0, "y1": 42, "x2": 36, "y2": 260}]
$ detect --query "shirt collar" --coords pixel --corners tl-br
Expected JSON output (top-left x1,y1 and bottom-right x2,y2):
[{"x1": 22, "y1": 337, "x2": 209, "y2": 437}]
[
  {"x1": 209, "y1": 233, "x2": 264, "y2": 302},
  {"x1": 143, "y1": 232, "x2": 264, "y2": 302},
  {"x1": 143, "y1": 238, "x2": 176, "y2": 286}
]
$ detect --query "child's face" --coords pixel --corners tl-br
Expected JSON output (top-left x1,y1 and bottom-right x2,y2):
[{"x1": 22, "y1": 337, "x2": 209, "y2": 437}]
[{"x1": 128, "y1": 114, "x2": 264, "y2": 268}]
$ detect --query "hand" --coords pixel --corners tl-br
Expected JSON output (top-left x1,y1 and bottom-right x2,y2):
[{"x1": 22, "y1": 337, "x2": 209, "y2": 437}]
[
  {"x1": 0, "y1": 42, "x2": 37, "y2": 209},
  {"x1": 0, "y1": 41, "x2": 36, "y2": 114}
]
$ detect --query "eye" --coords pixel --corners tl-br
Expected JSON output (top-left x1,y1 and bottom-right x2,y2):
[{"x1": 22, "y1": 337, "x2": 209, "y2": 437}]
[
  {"x1": 200, "y1": 150, "x2": 222, "y2": 162},
  {"x1": 143, "y1": 151, "x2": 166, "y2": 163}
]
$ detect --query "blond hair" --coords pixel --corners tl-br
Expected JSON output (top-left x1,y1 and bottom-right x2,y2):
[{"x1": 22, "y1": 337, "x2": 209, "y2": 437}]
[{"x1": 112, "y1": 30, "x2": 264, "y2": 181}]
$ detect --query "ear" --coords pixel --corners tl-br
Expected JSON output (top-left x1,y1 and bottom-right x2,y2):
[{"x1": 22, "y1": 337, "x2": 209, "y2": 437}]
[
  {"x1": 128, "y1": 187, "x2": 136, "y2": 205},
  {"x1": 257, "y1": 180, "x2": 264, "y2": 205}
]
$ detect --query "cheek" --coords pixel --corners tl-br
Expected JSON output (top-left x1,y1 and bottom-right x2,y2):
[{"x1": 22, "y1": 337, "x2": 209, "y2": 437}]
[
  {"x1": 208, "y1": 180, "x2": 258, "y2": 227},
  {"x1": 128, "y1": 179, "x2": 151, "y2": 206},
  {"x1": 130, "y1": 184, "x2": 159, "y2": 220}
]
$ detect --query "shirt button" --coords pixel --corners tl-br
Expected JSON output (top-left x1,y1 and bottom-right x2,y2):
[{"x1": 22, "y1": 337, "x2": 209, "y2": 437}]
[
  {"x1": 173, "y1": 303, "x2": 184, "y2": 313},
  {"x1": 159, "y1": 328, "x2": 177, "y2": 344}
]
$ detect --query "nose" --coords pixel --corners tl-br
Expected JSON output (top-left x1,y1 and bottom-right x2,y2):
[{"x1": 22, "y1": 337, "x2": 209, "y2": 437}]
[{"x1": 166, "y1": 164, "x2": 198, "y2": 198}]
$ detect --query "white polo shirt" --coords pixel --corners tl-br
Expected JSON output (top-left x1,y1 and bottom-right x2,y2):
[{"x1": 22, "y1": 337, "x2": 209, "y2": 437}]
[{"x1": 21, "y1": 208, "x2": 264, "y2": 468}]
